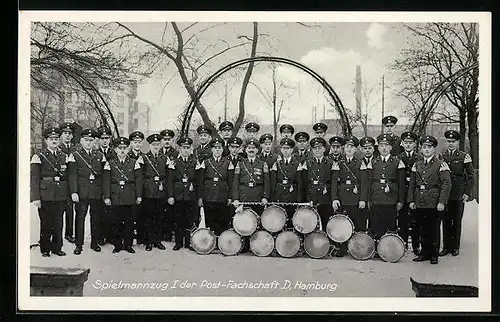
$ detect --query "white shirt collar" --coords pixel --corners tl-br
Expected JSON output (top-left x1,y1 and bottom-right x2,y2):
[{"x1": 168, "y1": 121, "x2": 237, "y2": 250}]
[
  {"x1": 448, "y1": 149, "x2": 456, "y2": 154},
  {"x1": 406, "y1": 150, "x2": 413, "y2": 157},
  {"x1": 84, "y1": 148, "x2": 92, "y2": 154},
  {"x1": 48, "y1": 148, "x2": 57, "y2": 154},
  {"x1": 248, "y1": 157, "x2": 255, "y2": 163},
  {"x1": 381, "y1": 155, "x2": 390, "y2": 162},
  {"x1": 424, "y1": 155, "x2": 434, "y2": 163},
  {"x1": 316, "y1": 157, "x2": 323, "y2": 163},
  {"x1": 346, "y1": 156, "x2": 354, "y2": 162}
]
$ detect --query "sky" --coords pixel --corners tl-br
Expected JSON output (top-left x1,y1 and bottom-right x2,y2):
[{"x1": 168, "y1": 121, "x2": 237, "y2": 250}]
[{"x1": 119, "y1": 22, "x2": 412, "y2": 132}]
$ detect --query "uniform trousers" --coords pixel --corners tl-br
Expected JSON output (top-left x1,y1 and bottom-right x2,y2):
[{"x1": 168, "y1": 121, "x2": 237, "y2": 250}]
[
  {"x1": 204, "y1": 202, "x2": 230, "y2": 236},
  {"x1": 398, "y1": 202, "x2": 420, "y2": 249},
  {"x1": 38, "y1": 201, "x2": 64, "y2": 253},
  {"x1": 442, "y1": 200, "x2": 465, "y2": 252},
  {"x1": 369, "y1": 204, "x2": 397, "y2": 240},
  {"x1": 133, "y1": 203, "x2": 144, "y2": 243},
  {"x1": 317, "y1": 204, "x2": 333, "y2": 233},
  {"x1": 142, "y1": 198, "x2": 166, "y2": 245},
  {"x1": 283, "y1": 205, "x2": 295, "y2": 229},
  {"x1": 63, "y1": 200, "x2": 75, "y2": 238},
  {"x1": 416, "y1": 208, "x2": 440, "y2": 258},
  {"x1": 110, "y1": 205, "x2": 135, "y2": 249},
  {"x1": 240, "y1": 205, "x2": 264, "y2": 253},
  {"x1": 75, "y1": 199, "x2": 101, "y2": 248},
  {"x1": 173, "y1": 200, "x2": 197, "y2": 247},
  {"x1": 162, "y1": 204, "x2": 174, "y2": 241},
  {"x1": 344, "y1": 204, "x2": 368, "y2": 231},
  {"x1": 94, "y1": 200, "x2": 111, "y2": 243}
]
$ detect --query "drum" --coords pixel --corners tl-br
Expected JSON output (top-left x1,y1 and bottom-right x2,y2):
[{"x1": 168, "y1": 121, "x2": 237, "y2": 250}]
[
  {"x1": 292, "y1": 206, "x2": 319, "y2": 234},
  {"x1": 275, "y1": 230, "x2": 301, "y2": 258},
  {"x1": 261, "y1": 205, "x2": 287, "y2": 233},
  {"x1": 326, "y1": 214, "x2": 354, "y2": 243},
  {"x1": 348, "y1": 231, "x2": 376, "y2": 260},
  {"x1": 304, "y1": 230, "x2": 331, "y2": 259},
  {"x1": 377, "y1": 233, "x2": 406, "y2": 263},
  {"x1": 190, "y1": 228, "x2": 217, "y2": 255},
  {"x1": 250, "y1": 230, "x2": 275, "y2": 257},
  {"x1": 218, "y1": 229, "x2": 243, "y2": 256},
  {"x1": 233, "y1": 208, "x2": 259, "y2": 236}
]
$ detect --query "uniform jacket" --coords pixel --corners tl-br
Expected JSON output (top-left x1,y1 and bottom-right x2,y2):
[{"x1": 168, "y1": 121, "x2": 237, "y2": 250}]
[
  {"x1": 100, "y1": 146, "x2": 116, "y2": 161},
  {"x1": 167, "y1": 155, "x2": 200, "y2": 201},
  {"x1": 199, "y1": 156, "x2": 234, "y2": 203},
  {"x1": 68, "y1": 148, "x2": 106, "y2": 200},
  {"x1": 258, "y1": 151, "x2": 279, "y2": 169},
  {"x1": 294, "y1": 149, "x2": 313, "y2": 163},
  {"x1": 141, "y1": 152, "x2": 168, "y2": 199},
  {"x1": 160, "y1": 146, "x2": 179, "y2": 160},
  {"x1": 331, "y1": 155, "x2": 369, "y2": 205},
  {"x1": 367, "y1": 155, "x2": 406, "y2": 205},
  {"x1": 398, "y1": 150, "x2": 423, "y2": 196},
  {"x1": 390, "y1": 135, "x2": 404, "y2": 156},
  {"x1": 438, "y1": 149, "x2": 475, "y2": 200},
  {"x1": 102, "y1": 156, "x2": 143, "y2": 206},
  {"x1": 272, "y1": 144, "x2": 299, "y2": 157},
  {"x1": 127, "y1": 150, "x2": 143, "y2": 161},
  {"x1": 58, "y1": 143, "x2": 74, "y2": 155},
  {"x1": 30, "y1": 148, "x2": 72, "y2": 202},
  {"x1": 232, "y1": 158, "x2": 270, "y2": 202},
  {"x1": 194, "y1": 143, "x2": 212, "y2": 163},
  {"x1": 227, "y1": 154, "x2": 245, "y2": 168},
  {"x1": 328, "y1": 153, "x2": 343, "y2": 162},
  {"x1": 269, "y1": 156, "x2": 303, "y2": 202},
  {"x1": 408, "y1": 156, "x2": 452, "y2": 208},
  {"x1": 222, "y1": 139, "x2": 231, "y2": 157},
  {"x1": 300, "y1": 156, "x2": 335, "y2": 205}
]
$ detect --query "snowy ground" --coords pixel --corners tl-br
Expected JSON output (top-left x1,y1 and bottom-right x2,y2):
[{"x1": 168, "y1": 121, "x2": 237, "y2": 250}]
[{"x1": 28, "y1": 202, "x2": 479, "y2": 297}]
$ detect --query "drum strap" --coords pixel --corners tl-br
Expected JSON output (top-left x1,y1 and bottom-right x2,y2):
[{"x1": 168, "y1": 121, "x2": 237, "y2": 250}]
[
  {"x1": 110, "y1": 160, "x2": 129, "y2": 181},
  {"x1": 415, "y1": 163, "x2": 430, "y2": 186},
  {"x1": 277, "y1": 160, "x2": 289, "y2": 180},
  {"x1": 241, "y1": 161, "x2": 256, "y2": 184},
  {"x1": 207, "y1": 159, "x2": 223, "y2": 178},
  {"x1": 143, "y1": 153, "x2": 161, "y2": 178},
  {"x1": 340, "y1": 160, "x2": 357, "y2": 181}
]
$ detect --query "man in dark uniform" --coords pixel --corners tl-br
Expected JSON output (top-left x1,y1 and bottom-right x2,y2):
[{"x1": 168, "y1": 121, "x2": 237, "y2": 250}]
[
  {"x1": 360, "y1": 136, "x2": 376, "y2": 167},
  {"x1": 198, "y1": 137, "x2": 235, "y2": 235},
  {"x1": 300, "y1": 137, "x2": 335, "y2": 231},
  {"x1": 313, "y1": 123, "x2": 330, "y2": 156},
  {"x1": 244, "y1": 122, "x2": 260, "y2": 140},
  {"x1": 160, "y1": 129, "x2": 178, "y2": 159},
  {"x1": 438, "y1": 130, "x2": 475, "y2": 257},
  {"x1": 367, "y1": 133, "x2": 406, "y2": 242},
  {"x1": 328, "y1": 136, "x2": 344, "y2": 161},
  {"x1": 159, "y1": 128, "x2": 178, "y2": 241},
  {"x1": 68, "y1": 128, "x2": 107, "y2": 255},
  {"x1": 141, "y1": 134, "x2": 168, "y2": 251},
  {"x1": 30, "y1": 127, "x2": 72, "y2": 257},
  {"x1": 218, "y1": 121, "x2": 233, "y2": 157},
  {"x1": 269, "y1": 138, "x2": 303, "y2": 227},
  {"x1": 102, "y1": 137, "x2": 143, "y2": 254},
  {"x1": 258, "y1": 133, "x2": 278, "y2": 169},
  {"x1": 294, "y1": 132, "x2": 312, "y2": 163},
  {"x1": 397, "y1": 131, "x2": 423, "y2": 254},
  {"x1": 96, "y1": 126, "x2": 115, "y2": 245},
  {"x1": 382, "y1": 116, "x2": 404, "y2": 156},
  {"x1": 98, "y1": 126, "x2": 115, "y2": 160},
  {"x1": 128, "y1": 131, "x2": 145, "y2": 244},
  {"x1": 58, "y1": 122, "x2": 76, "y2": 244},
  {"x1": 167, "y1": 137, "x2": 200, "y2": 251},
  {"x1": 272, "y1": 124, "x2": 299, "y2": 155},
  {"x1": 194, "y1": 125, "x2": 213, "y2": 162},
  {"x1": 226, "y1": 137, "x2": 245, "y2": 168},
  {"x1": 410, "y1": 135, "x2": 452, "y2": 264}
]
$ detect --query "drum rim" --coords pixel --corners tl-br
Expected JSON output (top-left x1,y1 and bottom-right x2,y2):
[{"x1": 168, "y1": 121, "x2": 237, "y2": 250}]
[
  {"x1": 218, "y1": 229, "x2": 243, "y2": 255},
  {"x1": 275, "y1": 230, "x2": 301, "y2": 257},
  {"x1": 376, "y1": 233, "x2": 405, "y2": 263},
  {"x1": 326, "y1": 214, "x2": 354, "y2": 243},
  {"x1": 347, "y1": 232, "x2": 376, "y2": 260},
  {"x1": 292, "y1": 208, "x2": 318, "y2": 234},
  {"x1": 233, "y1": 210, "x2": 259, "y2": 236},
  {"x1": 304, "y1": 231, "x2": 330, "y2": 259},
  {"x1": 250, "y1": 230, "x2": 275, "y2": 256},
  {"x1": 261, "y1": 206, "x2": 287, "y2": 232},
  {"x1": 191, "y1": 228, "x2": 217, "y2": 255}
]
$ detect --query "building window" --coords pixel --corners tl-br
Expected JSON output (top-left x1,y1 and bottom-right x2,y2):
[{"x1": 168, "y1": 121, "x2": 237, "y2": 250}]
[
  {"x1": 134, "y1": 102, "x2": 139, "y2": 114},
  {"x1": 118, "y1": 95, "x2": 125, "y2": 109},
  {"x1": 133, "y1": 118, "x2": 138, "y2": 129}
]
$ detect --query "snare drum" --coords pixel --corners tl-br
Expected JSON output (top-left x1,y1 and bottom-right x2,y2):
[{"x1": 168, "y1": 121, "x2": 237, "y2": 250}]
[
  {"x1": 275, "y1": 230, "x2": 301, "y2": 258},
  {"x1": 261, "y1": 205, "x2": 287, "y2": 233},
  {"x1": 233, "y1": 208, "x2": 259, "y2": 236},
  {"x1": 377, "y1": 233, "x2": 405, "y2": 263},
  {"x1": 326, "y1": 214, "x2": 354, "y2": 243},
  {"x1": 304, "y1": 230, "x2": 331, "y2": 259},
  {"x1": 348, "y1": 231, "x2": 376, "y2": 260},
  {"x1": 250, "y1": 230, "x2": 275, "y2": 257},
  {"x1": 190, "y1": 228, "x2": 217, "y2": 255},
  {"x1": 218, "y1": 229, "x2": 243, "y2": 256},
  {"x1": 292, "y1": 206, "x2": 319, "y2": 234}
]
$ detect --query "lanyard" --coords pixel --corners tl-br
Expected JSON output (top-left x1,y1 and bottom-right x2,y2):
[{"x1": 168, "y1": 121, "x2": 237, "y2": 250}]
[
  {"x1": 73, "y1": 150, "x2": 97, "y2": 175},
  {"x1": 143, "y1": 153, "x2": 161, "y2": 177},
  {"x1": 111, "y1": 160, "x2": 129, "y2": 181},
  {"x1": 341, "y1": 159, "x2": 357, "y2": 181},
  {"x1": 241, "y1": 160, "x2": 256, "y2": 183},
  {"x1": 39, "y1": 152, "x2": 62, "y2": 175},
  {"x1": 207, "y1": 159, "x2": 223, "y2": 178},
  {"x1": 277, "y1": 159, "x2": 289, "y2": 180}
]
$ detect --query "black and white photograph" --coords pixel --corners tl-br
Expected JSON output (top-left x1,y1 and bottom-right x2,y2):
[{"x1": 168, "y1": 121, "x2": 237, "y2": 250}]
[{"x1": 18, "y1": 11, "x2": 491, "y2": 311}]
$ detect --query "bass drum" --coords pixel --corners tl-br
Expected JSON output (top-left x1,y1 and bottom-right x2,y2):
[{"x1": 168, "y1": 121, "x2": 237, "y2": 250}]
[
  {"x1": 377, "y1": 233, "x2": 406, "y2": 263},
  {"x1": 218, "y1": 229, "x2": 243, "y2": 256},
  {"x1": 233, "y1": 208, "x2": 259, "y2": 237},
  {"x1": 260, "y1": 205, "x2": 287, "y2": 233},
  {"x1": 275, "y1": 230, "x2": 302, "y2": 258},
  {"x1": 190, "y1": 227, "x2": 217, "y2": 255},
  {"x1": 292, "y1": 206, "x2": 319, "y2": 234},
  {"x1": 250, "y1": 230, "x2": 275, "y2": 257},
  {"x1": 304, "y1": 230, "x2": 331, "y2": 259},
  {"x1": 326, "y1": 214, "x2": 354, "y2": 243},
  {"x1": 348, "y1": 231, "x2": 376, "y2": 260}
]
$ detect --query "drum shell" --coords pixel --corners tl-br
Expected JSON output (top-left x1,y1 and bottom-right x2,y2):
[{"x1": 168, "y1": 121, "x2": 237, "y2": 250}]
[
  {"x1": 260, "y1": 205, "x2": 287, "y2": 233},
  {"x1": 326, "y1": 214, "x2": 354, "y2": 243},
  {"x1": 304, "y1": 230, "x2": 331, "y2": 259},
  {"x1": 250, "y1": 230, "x2": 275, "y2": 257},
  {"x1": 218, "y1": 229, "x2": 243, "y2": 256},
  {"x1": 377, "y1": 233, "x2": 405, "y2": 263},
  {"x1": 190, "y1": 228, "x2": 217, "y2": 255},
  {"x1": 233, "y1": 208, "x2": 260, "y2": 236},
  {"x1": 275, "y1": 230, "x2": 302, "y2": 258},
  {"x1": 292, "y1": 206, "x2": 319, "y2": 234},
  {"x1": 348, "y1": 231, "x2": 376, "y2": 260}
]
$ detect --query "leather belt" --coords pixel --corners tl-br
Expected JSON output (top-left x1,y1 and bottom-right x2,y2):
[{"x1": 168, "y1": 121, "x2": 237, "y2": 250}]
[
  {"x1": 373, "y1": 179, "x2": 396, "y2": 183},
  {"x1": 418, "y1": 184, "x2": 439, "y2": 190},
  {"x1": 41, "y1": 177, "x2": 66, "y2": 182}
]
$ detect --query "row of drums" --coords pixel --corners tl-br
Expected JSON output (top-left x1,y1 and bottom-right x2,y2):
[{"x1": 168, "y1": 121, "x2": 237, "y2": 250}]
[{"x1": 191, "y1": 205, "x2": 406, "y2": 263}]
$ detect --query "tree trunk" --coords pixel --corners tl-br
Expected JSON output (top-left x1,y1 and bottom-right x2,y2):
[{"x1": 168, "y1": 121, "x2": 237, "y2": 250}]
[
  {"x1": 459, "y1": 109, "x2": 466, "y2": 151},
  {"x1": 466, "y1": 103, "x2": 479, "y2": 169},
  {"x1": 272, "y1": 68, "x2": 278, "y2": 140}
]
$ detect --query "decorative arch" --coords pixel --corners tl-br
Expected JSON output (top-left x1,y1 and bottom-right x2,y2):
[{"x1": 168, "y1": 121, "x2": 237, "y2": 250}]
[{"x1": 181, "y1": 56, "x2": 352, "y2": 136}]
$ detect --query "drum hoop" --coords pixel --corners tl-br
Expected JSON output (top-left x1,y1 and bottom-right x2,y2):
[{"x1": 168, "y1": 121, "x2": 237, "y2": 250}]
[
  {"x1": 275, "y1": 230, "x2": 301, "y2": 257},
  {"x1": 376, "y1": 233, "x2": 405, "y2": 263},
  {"x1": 292, "y1": 207, "x2": 319, "y2": 233},
  {"x1": 304, "y1": 230, "x2": 330, "y2": 259},
  {"x1": 347, "y1": 231, "x2": 376, "y2": 260},
  {"x1": 233, "y1": 209, "x2": 259, "y2": 236},
  {"x1": 218, "y1": 229, "x2": 243, "y2": 255},
  {"x1": 250, "y1": 230, "x2": 275, "y2": 256},
  {"x1": 326, "y1": 215, "x2": 354, "y2": 242},
  {"x1": 191, "y1": 228, "x2": 217, "y2": 255},
  {"x1": 261, "y1": 205, "x2": 287, "y2": 231}
]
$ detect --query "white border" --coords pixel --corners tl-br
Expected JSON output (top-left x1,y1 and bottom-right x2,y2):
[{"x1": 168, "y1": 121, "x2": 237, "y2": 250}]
[{"x1": 18, "y1": 11, "x2": 492, "y2": 312}]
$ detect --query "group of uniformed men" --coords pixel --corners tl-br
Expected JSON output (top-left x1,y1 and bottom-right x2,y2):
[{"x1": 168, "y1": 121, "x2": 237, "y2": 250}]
[{"x1": 31, "y1": 115, "x2": 475, "y2": 265}]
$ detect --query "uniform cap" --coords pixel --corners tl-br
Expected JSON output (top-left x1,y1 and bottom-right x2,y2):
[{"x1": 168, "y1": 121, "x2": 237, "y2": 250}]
[
  {"x1": 295, "y1": 132, "x2": 310, "y2": 142},
  {"x1": 329, "y1": 136, "x2": 345, "y2": 146},
  {"x1": 343, "y1": 135, "x2": 359, "y2": 147},
  {"x1": 279, "y1": 124, "x2": 294, "y2": 134},
  {"x1": 228, "y1": 137, "x2": 243, "y2": 146},
  {"x1": 360, "y1": 136, "x2": 376, "y2": 147},
  {"x1": 401, "y1": 131, "x2": 418, "y2": 142},
  {"x1": 97, "y1": 126, "x2": 112, "y2": 137},
  {"x1": 280, "y1": 138, "x2": 295, "y2": 148},
  {"x1": 80, "y1": 128, "x2": 98, "y2": 138},
  {"x1": 420, "y1": 135, "x2": 438, "y2": 147},
  {"x1": 176, "y1": 136, "x2": 193, "y2": 146},
  {"x1": 313, "y1": 123, "x2": 328, "y2": 132},
  {"x1": 444, "y1": 130, "x2": 460, "y2": 140},
  {"x1": 197, "y1": 125, "x2": 212, "y2": 135},
  {"x1": 382, "y1": 115, "x2": 398, "y2": 126},
  {"x1": 245, "y1": 122, "x2": 260, "y2": 132},
  {"x1": 259, "y1": 133, "x2": 273, "y2": 144},
  {"x1": 245, "y1": 138, "x2": 260, "y2": 149},
  {"x1": 129, "y1": 131, "x2": 145, "y2": 141},
  {"x1": 219, "y1": 121, "x2": 234, "y2": 131},
  {"x1": 160, "y1": 129, "x2": 175, "y2": 138},
  {"x1": 210, "y1": 137, "x2": 226, "y2": 148},
  {"x1": 377, "y1": 133, "x2": 394, "y2": 144},
  {"x1": 113, "y1": 137, "x2": 130, "y2": 147},
  {"x1": 146, "y1": 134, "x2": 162, "y2": 144},
  {"x1": 59, "y1": 122, "x2": 74, "y2": 133},
  {"x1": 310, "y1": 137, "x2": 327, "y2": 147},
  {"x1": 43, "y1": 127, "x2": 61, "y2": 138}
]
